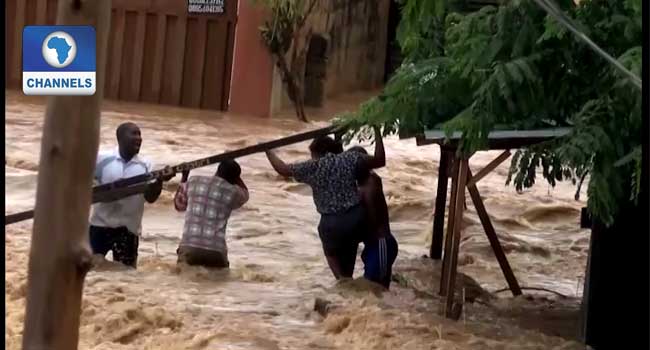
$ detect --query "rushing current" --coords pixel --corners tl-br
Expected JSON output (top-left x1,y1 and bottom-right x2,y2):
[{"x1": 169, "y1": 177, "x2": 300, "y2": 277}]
[{"x1": 6, "y1": 90, "x2": 589, "y2": 349}]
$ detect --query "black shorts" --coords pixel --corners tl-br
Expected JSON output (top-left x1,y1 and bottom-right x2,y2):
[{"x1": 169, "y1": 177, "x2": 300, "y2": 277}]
[
  {"x1": 89, "y1": 225, "x2": 139, "y2": 268},
  {"x1": 318, "y1": 205, "x2": 367, "y2": 273}
]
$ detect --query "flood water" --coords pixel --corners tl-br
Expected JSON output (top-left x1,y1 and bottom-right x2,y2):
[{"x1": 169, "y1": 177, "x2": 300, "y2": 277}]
[{"x1": 6, "y1": 90, "x2": 589, "y2": 349}]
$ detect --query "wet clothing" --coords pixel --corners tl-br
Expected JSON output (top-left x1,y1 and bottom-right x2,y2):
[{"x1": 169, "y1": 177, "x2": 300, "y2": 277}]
[
  {"x1": 174, "y1": 175, "x2": 249, "y2": 267},
  {"x1": 177, "y1": 246, "x2": 229, "y2": 268},
  {"x1": 357, "y1": 172, "x2": 398, "y2": 288},
  {"x1": 89, "y1": 225, "x2": 140, "y2": 268},
  {"x1": 318, "y1": 204, "x2": 368, "y2": 276},
  {"x1": 362, "y1": 233, "x2": 398, "y2": 288},
  {"x1": 88, "y1": 148, "x2": 151, "y2": 268},
  {"x1": 90, "y1": 148, "x2": 153, "y2": 235},
  {"x1": 289, "y1": 151, "x2": 365, "y2": 215}
]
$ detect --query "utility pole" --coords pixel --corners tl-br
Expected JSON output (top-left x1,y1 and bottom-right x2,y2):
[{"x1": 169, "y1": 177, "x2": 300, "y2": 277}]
[{"x1": 22, "y1": 0, "x2": 111, "y2": 349}]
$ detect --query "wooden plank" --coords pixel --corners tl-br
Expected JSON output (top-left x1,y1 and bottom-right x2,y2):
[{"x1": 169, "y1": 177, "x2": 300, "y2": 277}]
[
  {"x1": 224, "y1": 0, "x2": 238, "y2": 20},
  {"x1": 7, "y1": 125, "x2": 340, "y2": 225},
  {"x1": 166, "y1": 15, "x2": 188, "y2": 105},
  {"x1": 130, "y1": 11, "x2": 148, "y2": 101},
  {"x1": 141, "y1": 14, "x2": 168, "y2": 103},
  {"x1": 445, "y1": 159, "x2": 470, "y2": 318},
  {"x1": 11, "y1": 0, "x2": 26, "y2": 87},
  {"x1": 419, "y1": 128, "x2": 573, "y2": 150},
  {"x1": 6, "y1": 182, "x2": 150, "y2": 225},
  {"x1": 467, "y1": 169, "x2": 522, "y2": 296},
  {"x1": 118, "y1": 11, "x2": 138, "y2": 101},
  {"x1": 161, "y1": 15, "x2": 188, "y2": 105},
  {"x1": 140, "y1": 13, "x2": 160, "y2": 103},
  {"x1": 108, "y1": 9, "x2": 126, "y2": 98},
  {"x1": 466, "y1": 149, "x2": 511, "y2": 187},
  {"x1": 439, "y1": 157, "x2": 460, "y2": 296},
  {"x1": 112, "y1": 0, "x2": 185, "y2": 14},
  {"x1": 21, "y1": 0, "x2": 111, "y2": 348},
  {"x1": 46, "y1": 0, "x2": 58, "y2": 24},
  {"x1": 102, "y1": 9, "x2": 116, "y2": 95},
  {"x1": 36, "y1": 0, "x2": 48, "y2": 24},
  {"x1": 221, "y1": 21, "x2": 236, "y2": 110},
  {"x1": 25, "y1": 0, "x2": 38, "y2": 25},
  {"x1": 194, "y1": 17, "x2": 210, "y2": 108},
  {"x1": 430, "y1": 147, "x2": 452, "y2": 260},
  {"x1": 181, "y1": 17, "x2": 208, "y2": 108},
  {"x1": 159, "y1": 15, "x2": 177, "y2": 104},
  {"x1": 424, "y1": 128, "x2": 573, "y2": 140},
  {"x1": 201, "y1": 19, "x2": 226, "y2": 110},
  {"x1": 151, "y1": 14, "x2": 167, "y2": 102}
]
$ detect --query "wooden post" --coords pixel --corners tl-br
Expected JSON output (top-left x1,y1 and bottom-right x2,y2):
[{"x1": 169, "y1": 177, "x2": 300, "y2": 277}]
[
  {"x1": 430, "y1": 146, "x2": 452, "y2": 259},
  {"x1": 465, "y1": 149, "x2": 510, "y2": 187},
  {"x1": 467, "y1": 170, "x2": 522, "y2": 296},
  {"x1": 22, "y1": 1, "x2": 111, "y2": 349},
  {"x1": 444, "y1": 158, "x2": 470, "y2": 317},
  {"x1": 439, "y1": 156, "x2": 460, "y2": 296}
]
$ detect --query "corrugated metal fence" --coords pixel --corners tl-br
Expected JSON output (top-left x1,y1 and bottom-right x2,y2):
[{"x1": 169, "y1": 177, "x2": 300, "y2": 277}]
[{"x1": 6, "y1": 0, "x2": 238, "y2": 111}]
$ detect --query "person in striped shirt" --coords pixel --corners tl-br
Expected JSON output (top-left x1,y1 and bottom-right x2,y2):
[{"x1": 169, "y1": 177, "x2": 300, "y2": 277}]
[{"x1": 174, "y1": 160, "x2": 249, "y2": 268}]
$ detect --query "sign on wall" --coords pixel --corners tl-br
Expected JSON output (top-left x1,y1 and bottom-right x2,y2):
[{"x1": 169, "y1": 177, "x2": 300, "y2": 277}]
[{"x1": 188, "y1": 0, "x2": 225, "y2": 14}]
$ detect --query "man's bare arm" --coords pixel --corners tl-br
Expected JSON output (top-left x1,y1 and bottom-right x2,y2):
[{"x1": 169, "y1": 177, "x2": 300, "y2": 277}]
[
  {"x1": 265, "y1": 150, "x2": 293, "y2": 177},
  {"x1": 366, "y1": 126, "x2": 386, "y2": 169}
]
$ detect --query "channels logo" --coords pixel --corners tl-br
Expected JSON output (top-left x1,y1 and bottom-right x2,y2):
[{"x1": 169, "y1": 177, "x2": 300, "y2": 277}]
[{"x1": 23, "y1": 26, "x2": 96, "y2": 96}]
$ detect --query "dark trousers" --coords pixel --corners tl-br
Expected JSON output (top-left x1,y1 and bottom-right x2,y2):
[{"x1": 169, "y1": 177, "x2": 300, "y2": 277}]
[
  {"x1": 177, "y1": 245, "x2": 230, "y2": 268},
  {"x1": 318, "y1": 204, "x2": 367, "y2": 277},
  {"x1": 89, "y1": 225, "x2": 139, "y2": 268}
]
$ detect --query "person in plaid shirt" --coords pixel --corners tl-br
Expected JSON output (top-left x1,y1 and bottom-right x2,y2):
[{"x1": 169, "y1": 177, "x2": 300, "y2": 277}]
[{"x1": 174, "y1": 160, "x2": 249, "y2": 268}]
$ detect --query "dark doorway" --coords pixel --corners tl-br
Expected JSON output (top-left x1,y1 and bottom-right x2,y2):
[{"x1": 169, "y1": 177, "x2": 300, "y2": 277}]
[
  {"x1": 304, "y1": 34, "x2": 329, "y2": 107},
  {"x1": 383, "y1": 0, "x2": 402, "y2": 82}
]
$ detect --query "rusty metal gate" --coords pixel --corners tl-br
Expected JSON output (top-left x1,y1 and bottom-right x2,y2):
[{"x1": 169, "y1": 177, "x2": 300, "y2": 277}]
[{"x1": 6, "y1": 0, "x2": 238, "y2": 111}]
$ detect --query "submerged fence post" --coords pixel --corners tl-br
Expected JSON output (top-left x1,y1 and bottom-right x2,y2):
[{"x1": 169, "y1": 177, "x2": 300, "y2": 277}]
[{"x1": 22, "y1": 1, "x2": 111, "y2": 349}]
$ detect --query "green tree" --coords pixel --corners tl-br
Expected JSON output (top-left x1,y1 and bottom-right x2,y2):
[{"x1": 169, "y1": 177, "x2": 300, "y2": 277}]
[
  {"x1": 338, "y1": 0, "x2": 642, "y2": 226},
  {"x1": 254, "y1": 0, "x2": 318, "y2": 122}
]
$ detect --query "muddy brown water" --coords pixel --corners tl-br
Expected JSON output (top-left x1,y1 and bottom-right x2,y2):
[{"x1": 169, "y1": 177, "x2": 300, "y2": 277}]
[{"x1": 6, "y1": 91, "x2": 589, "y2": 349}]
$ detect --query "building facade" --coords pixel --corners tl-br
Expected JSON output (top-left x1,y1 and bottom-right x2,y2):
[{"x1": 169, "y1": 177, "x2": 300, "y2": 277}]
[{"x1": 6, "y1": 0, "x2": 396, "y2": 118}]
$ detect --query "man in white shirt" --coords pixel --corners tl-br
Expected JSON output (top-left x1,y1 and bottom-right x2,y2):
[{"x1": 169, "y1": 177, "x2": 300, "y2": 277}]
[{"x1": 89, "y1": 122, "x2": 173, "y2": 268}]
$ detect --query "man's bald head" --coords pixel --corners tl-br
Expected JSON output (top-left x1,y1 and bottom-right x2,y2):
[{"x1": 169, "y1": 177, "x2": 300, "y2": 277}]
[
  {"x1": 116, "y1": 122, "x2": 139, "y2": 141},
  {"x1": 116, "y1": 122, "x2": 142, "y2": 160}
]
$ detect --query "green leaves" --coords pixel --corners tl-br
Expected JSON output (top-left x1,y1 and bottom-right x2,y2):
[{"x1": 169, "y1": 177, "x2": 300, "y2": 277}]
[
  {"x1": 254, "y1": 0, "x2": 313, "y2": 54},
  {"x1": 341, "y1": 0, "x2": 642, "y2": 226}
]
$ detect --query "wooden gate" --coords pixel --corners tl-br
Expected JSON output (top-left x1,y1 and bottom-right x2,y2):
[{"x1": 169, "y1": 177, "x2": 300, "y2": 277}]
[{"x1": 5, "y1": 0, "x2": 238, "y2": 111}]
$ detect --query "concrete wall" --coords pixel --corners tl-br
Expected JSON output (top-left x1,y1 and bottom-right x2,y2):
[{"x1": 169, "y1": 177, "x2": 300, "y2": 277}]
[
  {"x1": 315, "y1": 0, "x2": 391, "y2": 97},
  {"x1": 272, "y1": 0, "x2": 391, "y2": 113},
  {"x1": 229, "y1": 0, "x2": 275, "y2": 117}
]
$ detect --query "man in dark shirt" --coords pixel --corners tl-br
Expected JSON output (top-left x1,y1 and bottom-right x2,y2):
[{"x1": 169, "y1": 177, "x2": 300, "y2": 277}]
[
  {"x1": 265, "y1": 127, "x2": 385, "y2": 280},
  {"x1": 349, "y1": 146, "x2": 399, "y2": 289}
]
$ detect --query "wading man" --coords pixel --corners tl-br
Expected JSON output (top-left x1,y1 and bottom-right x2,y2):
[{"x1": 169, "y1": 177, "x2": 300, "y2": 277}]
[
  {"x1": 89, "y1": 122, "x2": 173, "y2": 268},
  {"x1": 174, "y1": 160, "x2": 249, "y2": 268}
]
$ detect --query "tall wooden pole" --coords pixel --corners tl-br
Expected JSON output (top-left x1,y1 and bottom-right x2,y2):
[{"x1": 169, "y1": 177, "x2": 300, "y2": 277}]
[
  {"x1": 22, "y1": 1, "x2": 111, "y2": 349},
  {"x1": 430, "y1": 147, "x2": 452, "y2": 259}
]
